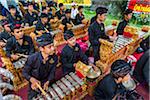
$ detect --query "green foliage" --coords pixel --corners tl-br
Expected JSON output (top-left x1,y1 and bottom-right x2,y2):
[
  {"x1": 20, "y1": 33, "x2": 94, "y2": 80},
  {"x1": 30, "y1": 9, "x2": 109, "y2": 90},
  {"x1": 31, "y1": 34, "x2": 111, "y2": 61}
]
[
  {"x1": 83, "y1": 8, "x2": 96, "y2": 19},
  {"x1": 67, "y1": 1, "x2": 148, "y2": 27},
  {"x1": 132, "y1": 13, "x2": 150, "y2": 25},
  {"x1": 83, "y1": 1, "x2": 148, "y2": 27}
]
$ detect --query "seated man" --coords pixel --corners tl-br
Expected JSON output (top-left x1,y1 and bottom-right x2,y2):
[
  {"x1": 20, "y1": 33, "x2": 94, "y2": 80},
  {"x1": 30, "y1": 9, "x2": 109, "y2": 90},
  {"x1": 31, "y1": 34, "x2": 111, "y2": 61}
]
[
  {"x1": 5, "y1": 24, "x2": 35, "y2": 61},
  {"x1": 140, "y1": 36, "x2": 150, "y2": 52},
  {"x1": 42, "y1": 6, "x2": 54, "y2": 22},
  {"x1": 75, "y1": 6, "x2": 85, "y2": 25},
  {"x1": 60, "y1": 30, "x2": 89, "y2": 75},
  {"x1": 7, "y1": 5, "x2": 22, "y2": 25},
  {"x1": 35, "y1": 13, "x2": 52, "y2": 34},
  {"x1": 55, "y1": 3, "x2": 65, "y2": 20},
  {"x1": 24, "y1": 2, "x2": 38, "y2": 26},
  {"x1": 0, "y1": 3, "x2": 9, "y2": 16},
  {"x1": 0, "y1": 20, "x2": 12, "y2": 47},
  {"x1": 94, "y1": 60, "x2": 131, "y2": 100},
  {"x1": 23, "y1": 34, "x2": 58, "y2": 99},
  {"x1": 133, "y1": 49, "x2": 149, "y2": 87},
  {"x1": 62, "y1": 9, "x2": 74, "y2": 32},
  {"x1": 32, "y1": 1, "x2": 39, "y2": 11},
  {"x1": 47, "y1": 1, "x2": 57, "y2": 15}
]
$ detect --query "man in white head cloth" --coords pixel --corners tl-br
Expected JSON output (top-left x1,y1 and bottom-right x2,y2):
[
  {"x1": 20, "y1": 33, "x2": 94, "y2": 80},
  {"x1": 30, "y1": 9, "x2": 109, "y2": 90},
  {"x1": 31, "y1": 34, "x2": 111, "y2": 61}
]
[{"x1": 71, "y1": 2, "x2": 78, "y2": 21}]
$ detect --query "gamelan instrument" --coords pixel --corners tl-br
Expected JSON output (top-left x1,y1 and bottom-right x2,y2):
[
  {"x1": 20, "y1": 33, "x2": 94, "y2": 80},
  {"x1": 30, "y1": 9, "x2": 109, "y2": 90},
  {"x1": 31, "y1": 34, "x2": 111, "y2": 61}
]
[
  {"x1": 112, "y1": 35, "x2": 133, "y2": 53},
  {"x1": 13, "y1": 58, "x2": 27, "y2": 69},
  {"x1": 2, "y1": 94, "x2": 22, "y2": 100},
  {"x1": 33, "y1": 72, "x2": 87, "y2": 100}
]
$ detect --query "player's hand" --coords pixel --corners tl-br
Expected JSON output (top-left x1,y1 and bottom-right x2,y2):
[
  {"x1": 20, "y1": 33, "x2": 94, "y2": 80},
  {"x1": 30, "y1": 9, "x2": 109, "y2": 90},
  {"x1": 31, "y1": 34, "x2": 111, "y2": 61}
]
[
  {"x1": 0, "y1": 41, "x2": 6, "y2": 47},
  {"x1": 43, "y1": 81, "x2": 49, "y2": 91},
  {"x1": 30, "y1": 77, "x2": 41, "y2": 90},
  {"x1": 11, "y1": 54, "x2": 20, "y2": 60}
]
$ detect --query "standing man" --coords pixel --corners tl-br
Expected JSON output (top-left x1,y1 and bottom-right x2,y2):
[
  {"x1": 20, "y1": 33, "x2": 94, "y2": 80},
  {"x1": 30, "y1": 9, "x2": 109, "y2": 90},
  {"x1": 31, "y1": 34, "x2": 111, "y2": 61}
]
[
  {"x1": 88, "y1": 7, "x2": 109, "y2": 63},
  {"x1": 61, "y1": 30, "x2": 89, "y2": 75},
  {"x1": 90, "y1": 7, "x2": 99, "y2": 25},
  {"x1": 23, "y1": 34, "x2": 58, "y2": 99},
  {"x1": 116, "y1": 9, "x2": 133, "y2": 35},
  {"x1": 71, "y1": 2, "x2": 78, "y2": 23}
]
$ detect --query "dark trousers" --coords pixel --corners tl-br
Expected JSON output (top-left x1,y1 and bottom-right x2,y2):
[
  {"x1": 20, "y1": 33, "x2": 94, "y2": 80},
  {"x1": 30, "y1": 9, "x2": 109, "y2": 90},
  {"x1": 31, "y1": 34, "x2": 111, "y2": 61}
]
[
  {"x1": 92, "y1": 45, "x2": 100, "y2": 63},
  {"x1": 28, "y1": 84, "x2": 42, "y2": 100},
  {"x1": 28, "y1": 88, "x2": 40, "y2": 100}
]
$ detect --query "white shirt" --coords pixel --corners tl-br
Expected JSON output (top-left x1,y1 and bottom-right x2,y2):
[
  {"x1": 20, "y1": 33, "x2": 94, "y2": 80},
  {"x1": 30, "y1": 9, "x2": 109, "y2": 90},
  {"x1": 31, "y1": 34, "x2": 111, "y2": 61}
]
[{"x1": 71, "y1": 8, "x2": 78, "y2": 19}]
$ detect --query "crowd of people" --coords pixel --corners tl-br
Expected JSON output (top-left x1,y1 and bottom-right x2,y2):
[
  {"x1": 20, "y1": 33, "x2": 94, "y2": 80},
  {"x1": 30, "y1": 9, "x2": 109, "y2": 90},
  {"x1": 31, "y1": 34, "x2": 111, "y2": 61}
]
[{"x1": 0, "y1": 0, "x2": 149, "y2": 100}]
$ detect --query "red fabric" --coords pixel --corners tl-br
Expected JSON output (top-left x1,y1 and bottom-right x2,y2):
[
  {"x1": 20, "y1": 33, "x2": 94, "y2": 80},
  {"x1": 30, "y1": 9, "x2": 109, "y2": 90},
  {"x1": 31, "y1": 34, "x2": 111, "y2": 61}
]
[
  {"x1": 132, "y1": 52, "x2": 144, "y2": 68},
  {"x1": 135, "y1": 82, "x2": 149, "y2": 100},
  {"x1": 0, "y1": 56, "x2": 3, "y2": 67},
  {"x1": 56, "y1": 44, "x2": 66, "y2": 56},
  {"x1": 56, "y1": 36, "x2": 88, "y2": 56},
  {"x1": 128, "y1": 0, "x2": 150, "y2": 13},
  {"x1": 76, "y1": 39, "x2": 88, "y2": 53},
  {"x1": 76, "y1": 70, "x2": 85, "y2": 79},
  {"x1": 14, "y1": 85, "x2": 28, "y2": 100},
  {"x1": 123, "y1": 32, "x2": 133, "y2": 38},
  {"x1": 82, "y1": 35, "x2": 89, "y2": 41}
]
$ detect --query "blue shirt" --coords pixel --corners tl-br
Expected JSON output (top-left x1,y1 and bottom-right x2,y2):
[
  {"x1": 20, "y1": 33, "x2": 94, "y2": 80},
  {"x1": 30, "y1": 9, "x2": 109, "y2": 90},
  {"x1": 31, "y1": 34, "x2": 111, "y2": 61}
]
[
  {"x1": 35, "y1": 19, "x2": 52, "y2": 32},
  {"x1": 23, "y1": 52, "x2": 58, "y2": 83},
  {"x1": 60, "y1": 43, "x2": 88, "y2": 74},
  {"x1": 7, "y1": 14, "x2": 22, "y2": 25},
  {"x1": 0, "y1": 30, "x2": 12, "y2": 41},
  {"x1": 5, "y1": 35, "x2": 35, "y2": 57},
  {"x1": 24, "y1": 11, "x2": 38, "y2": 26}
]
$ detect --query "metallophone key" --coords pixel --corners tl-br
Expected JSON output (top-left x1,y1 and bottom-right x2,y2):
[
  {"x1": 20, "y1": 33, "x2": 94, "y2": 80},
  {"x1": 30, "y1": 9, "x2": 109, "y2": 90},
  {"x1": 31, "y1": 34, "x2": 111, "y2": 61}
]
[
  {"x1": 65, "y1": 75, "x2": 80, "y2": 89},
  {"x1": 69, "y1": 73, "x2": 84, "y2": 86},
  {"x1": 65, "y1": 75, "x2": 81, "y2": 96},
  {"x1": 61, "y1": 77, "x2": 76, "y2": 97},
  {"x1": 69, "y1": 72, "x2": 87, "y2": 92},
  {"x1": 52, "y1": 84, "x2": 66, "y2": 99},
  {"x1": 47, "y1": 87, "x2": 60, "y2": 100},
  {"x1": 32, "y1": 94, "x2": 44, "y2": 100},
  {"x1": 33, "y1": 72, "x2": 87, "y2": 100},
  {"x1": 56, "y1": 80, "x2": 71, "y2": 100}
]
